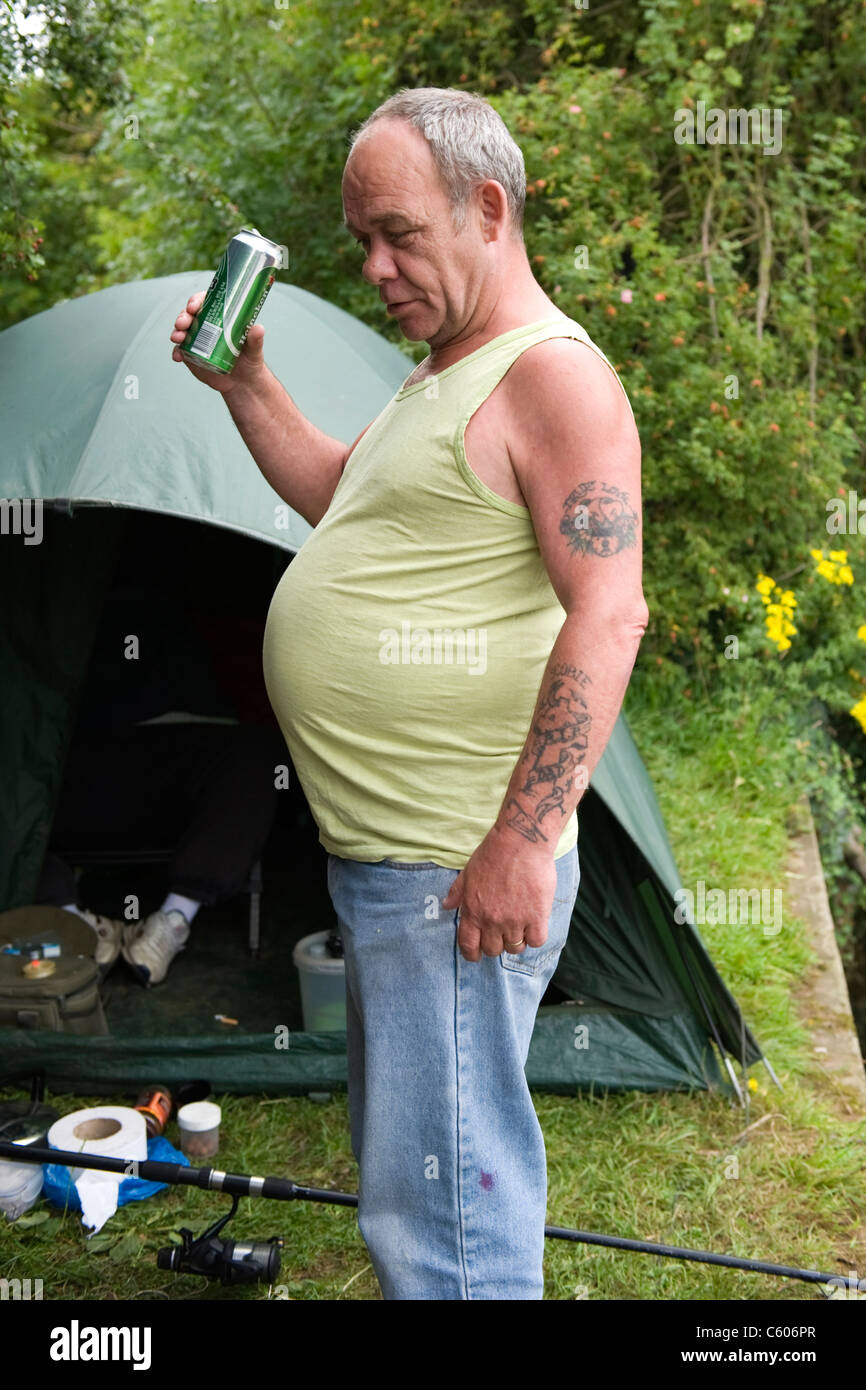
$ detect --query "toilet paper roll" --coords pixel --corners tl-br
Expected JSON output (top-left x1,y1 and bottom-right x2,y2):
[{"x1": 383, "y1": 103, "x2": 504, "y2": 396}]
[{"x1": 47, "y1": 1107, "x2": 148, "y2": 1235}]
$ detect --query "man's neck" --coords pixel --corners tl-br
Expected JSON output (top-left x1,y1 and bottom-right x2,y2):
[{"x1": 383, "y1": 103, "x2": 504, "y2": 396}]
[{"x1": 425, "y1": 282, "x2": 569, "y2": 375}]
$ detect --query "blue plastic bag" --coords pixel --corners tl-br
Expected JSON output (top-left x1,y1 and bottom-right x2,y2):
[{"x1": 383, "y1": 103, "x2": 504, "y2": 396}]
[{"x1": 42, "y1": 1135, "x2": 189, "y2": 1212}]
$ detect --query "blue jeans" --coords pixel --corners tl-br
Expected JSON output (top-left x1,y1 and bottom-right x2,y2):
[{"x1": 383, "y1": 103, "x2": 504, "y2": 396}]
[{"x1": 326, "y1": 845, "x2": 580, "y2": 1300}]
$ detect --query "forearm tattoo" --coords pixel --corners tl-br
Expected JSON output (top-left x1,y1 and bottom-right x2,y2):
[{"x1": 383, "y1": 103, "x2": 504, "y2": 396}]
[
  {"x1": 559, "y1": 480, "x2": 638, "y2": 557},
  {"x1": 505, "y1": 663, "x2": 593, "y2": 843}
]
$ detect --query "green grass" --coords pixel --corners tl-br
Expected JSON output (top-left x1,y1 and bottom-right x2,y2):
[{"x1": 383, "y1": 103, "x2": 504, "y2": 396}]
[{"x1": 2, "y1": 670, "x2": 865, "y2": 1300}]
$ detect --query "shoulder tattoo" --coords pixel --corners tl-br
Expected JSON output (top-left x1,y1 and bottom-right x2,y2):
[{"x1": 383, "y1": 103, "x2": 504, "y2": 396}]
[{"x1": 559, "y1": 480, "x2": 638, "y2": 557}]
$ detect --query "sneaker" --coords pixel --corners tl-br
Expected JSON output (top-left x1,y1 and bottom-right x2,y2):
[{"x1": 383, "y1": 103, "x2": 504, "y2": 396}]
[
  {"x1": 76, "y1": 908, "x2": 124, "y2": 976},
  {"x1": 121, "y1": 909, "x2": 190, "y2": 987}
]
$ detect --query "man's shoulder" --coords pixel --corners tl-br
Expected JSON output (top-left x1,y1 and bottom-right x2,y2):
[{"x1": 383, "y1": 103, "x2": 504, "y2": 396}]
[
  {"x1": 503, "y1": 324, "x2": 634, "y2": 437},
  {"x1": 509, "y1": 320, "x2": 619, "y2": 385}
]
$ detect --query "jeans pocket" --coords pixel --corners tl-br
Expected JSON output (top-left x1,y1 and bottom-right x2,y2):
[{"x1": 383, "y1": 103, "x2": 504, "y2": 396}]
[
  {"x1": 501, "y1": 853, "x2": 576, "y2": 976},
  {"x1": 500, "y1": 938, "x2": 565, "y2": 976},
  {"x1": 552, "y1": 847, "x2": 579, "y2": 906}
]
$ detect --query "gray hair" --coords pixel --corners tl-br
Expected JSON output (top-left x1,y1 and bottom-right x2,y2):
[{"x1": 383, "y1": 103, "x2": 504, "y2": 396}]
[{"x1": 348, "y1": 87, "x2": 525, "y2": 237}]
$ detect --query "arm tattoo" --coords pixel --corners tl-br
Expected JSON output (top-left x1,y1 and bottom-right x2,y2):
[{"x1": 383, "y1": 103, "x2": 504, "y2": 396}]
[
  {"x1": 560, "y1": 480, "x2": 638, "y2": 557},
  {"x1": 505, "y1": 663, "x2": 593, "y2": 841},
  {"x1": 504, "y1": 797, "x2": 548, "y2": 843}
]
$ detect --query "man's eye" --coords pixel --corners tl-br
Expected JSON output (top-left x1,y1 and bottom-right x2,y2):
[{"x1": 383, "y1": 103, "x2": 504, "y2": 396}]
[{"x1": 351, "y1": 231, "x2": 413, "y2": 252}]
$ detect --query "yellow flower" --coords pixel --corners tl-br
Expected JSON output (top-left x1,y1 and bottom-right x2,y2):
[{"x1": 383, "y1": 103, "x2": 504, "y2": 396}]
[
  {"x1": 813, "y1": 547, "x2": 855, "y2": 585},
  {"x1": 758, "y1": 571, "x2": 797, "y2": 650},
  {"x1": 851, "y1": 696, "x2": 866, "y2": 734},
  {"x1": 747, "y1": 1077, "x2": 759, "y2": 1092},
  {"x1": 858, "y1": 626, "x2": 866, "y2": 643}
]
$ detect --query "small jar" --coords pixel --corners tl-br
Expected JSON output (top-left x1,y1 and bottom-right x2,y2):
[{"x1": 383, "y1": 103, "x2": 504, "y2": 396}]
[{"x1": 177, "y1": 1100, "x2": 221, "y2": 1159}]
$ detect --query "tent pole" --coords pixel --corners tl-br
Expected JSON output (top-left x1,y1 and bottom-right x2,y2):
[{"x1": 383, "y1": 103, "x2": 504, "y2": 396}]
[
  {"x1": 720, "y1": 1052, "x2": 746, "y2": 1107},
  {"x1": 740, "y1": 1013, "x2": 750, "y2": 1117},
  {"x1": 761, "y1": 1055, "x2": 784, "y2": 1091}
]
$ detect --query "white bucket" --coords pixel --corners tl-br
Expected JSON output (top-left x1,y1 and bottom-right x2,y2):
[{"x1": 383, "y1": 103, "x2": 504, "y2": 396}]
[{"x1": 292, "y1": 931, "x2": 346, "y2": 1032}]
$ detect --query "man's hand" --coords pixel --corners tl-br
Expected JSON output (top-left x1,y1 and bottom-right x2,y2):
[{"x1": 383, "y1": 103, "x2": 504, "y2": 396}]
[
  {"x1": 168, "y1": 290, "x2": 353, "y2": 527},
  {"x1": 170, "y1": 292, "x2": 268, "y2": 396},
  {"x1": 441, "y1": 825, "x2": 557, "y2": 962}
]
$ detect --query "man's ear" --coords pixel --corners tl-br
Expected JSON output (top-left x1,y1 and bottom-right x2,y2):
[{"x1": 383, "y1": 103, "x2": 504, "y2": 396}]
[{"x1": 476, "y1": 179, "x2": 510, "y2": 241}]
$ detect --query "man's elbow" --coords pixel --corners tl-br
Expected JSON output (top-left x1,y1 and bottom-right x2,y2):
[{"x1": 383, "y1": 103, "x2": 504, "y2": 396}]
[
  {"x1": 628, "y1": 598, "x2": 650, "y2": 639},
  {"x1": 563, "y1": 596, "x2": 649, "y2": 645},
  {"x1": 595, "y1": 597, "x2": 650, "y2": 647}
]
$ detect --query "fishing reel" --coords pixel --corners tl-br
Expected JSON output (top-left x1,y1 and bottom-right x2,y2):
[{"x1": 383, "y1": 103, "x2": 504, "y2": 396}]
[{"x1": 157, "y1": 1194, "x2": 283, "y2": 1286}]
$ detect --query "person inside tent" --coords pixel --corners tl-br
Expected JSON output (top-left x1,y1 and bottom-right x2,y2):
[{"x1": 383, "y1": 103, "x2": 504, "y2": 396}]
[{"x1": 34, "y1": 582, "x2": 285, "y2": 986}]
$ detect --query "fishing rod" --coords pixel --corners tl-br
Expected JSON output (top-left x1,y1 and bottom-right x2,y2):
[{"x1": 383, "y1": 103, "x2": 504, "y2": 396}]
[{"x1": 0, "y1": 1139, "x2": 857, "y2": 1293}]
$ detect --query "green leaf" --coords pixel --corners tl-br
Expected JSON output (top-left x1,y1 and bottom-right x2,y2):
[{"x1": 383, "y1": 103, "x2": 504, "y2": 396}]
[
  {"x1": 86, "y1": 1233, "x2": 115, "y2": 1254},
  {"x1": 12, "y1": 1208, "x2": 51, "y2": 1228},
  {"x1": 724, "y1": 21, "x2": 755, "y2": 47},
  {"x1": 109, "y1": 1232, "x2": 141, "y2": 1262}
]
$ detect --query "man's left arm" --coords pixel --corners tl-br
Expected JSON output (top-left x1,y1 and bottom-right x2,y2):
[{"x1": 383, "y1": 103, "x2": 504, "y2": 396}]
[{"x1": 442, "y1": 339, "x2": 649, "y2": 962}]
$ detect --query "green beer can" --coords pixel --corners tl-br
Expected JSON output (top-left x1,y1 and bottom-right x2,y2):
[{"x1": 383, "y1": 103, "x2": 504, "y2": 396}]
[{"x1": 182, "y1": 228, "x2": 285, "y2": 374}]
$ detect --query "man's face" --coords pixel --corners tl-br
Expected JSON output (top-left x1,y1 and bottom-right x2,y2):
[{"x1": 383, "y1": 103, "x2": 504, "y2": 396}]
[{"x1": 341, "y1": 119, "x2": 491, "y2": 348}]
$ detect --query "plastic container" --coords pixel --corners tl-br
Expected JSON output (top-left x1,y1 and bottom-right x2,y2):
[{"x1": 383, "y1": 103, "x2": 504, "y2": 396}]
[
  {"x1": 292, "y1": 930, "x2": 347, "y2": 1032},
  {"x1": 0, "y1": 1156, "x2": 44, "y2": 1221},
  {"x1": 177, "y1": 1100, "x2": 221, "y2": 1159}
]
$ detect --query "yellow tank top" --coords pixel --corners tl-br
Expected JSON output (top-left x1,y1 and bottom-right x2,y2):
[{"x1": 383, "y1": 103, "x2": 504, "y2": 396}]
[{"x1": 262, "y1": 315, "x2": 632, "y2": 868}]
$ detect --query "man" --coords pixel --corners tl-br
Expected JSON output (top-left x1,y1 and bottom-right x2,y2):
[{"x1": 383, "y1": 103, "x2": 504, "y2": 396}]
[{"x1": 170, "y1": 86, "x2": 648, "y2": 1299}]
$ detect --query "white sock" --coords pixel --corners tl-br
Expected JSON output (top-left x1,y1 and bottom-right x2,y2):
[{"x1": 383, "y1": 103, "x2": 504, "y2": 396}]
[
  {"x1": 61, "y1": 902, "x2": 88, "y2": 920},
  {"x1": 160, "y1": 892, "x2": 200, "y2": 925}
]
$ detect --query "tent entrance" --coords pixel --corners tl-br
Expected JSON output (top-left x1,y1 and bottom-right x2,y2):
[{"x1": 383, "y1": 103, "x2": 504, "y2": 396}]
[{"x1": 75, "y1": 787, "x2": 331, "y2": 1042}]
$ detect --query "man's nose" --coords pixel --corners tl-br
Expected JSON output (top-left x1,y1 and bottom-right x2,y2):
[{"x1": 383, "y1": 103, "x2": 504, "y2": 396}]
[{"x1": 361, "y1": 241, "x2": 398, "y2": 285}]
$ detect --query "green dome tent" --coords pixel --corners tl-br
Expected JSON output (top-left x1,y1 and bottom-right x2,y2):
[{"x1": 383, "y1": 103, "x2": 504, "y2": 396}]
[{"x1": 0, "y1": 274, "x2": 766, "y2": 1100}]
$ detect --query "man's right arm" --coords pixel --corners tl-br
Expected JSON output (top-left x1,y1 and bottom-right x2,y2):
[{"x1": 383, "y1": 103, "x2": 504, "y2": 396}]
[
  {"x1": 170, "y1": 292, "x2": 356, "y2": 528},
  {"x1": 222, "y1": 364, "x2": 354, "y2": 527}
]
